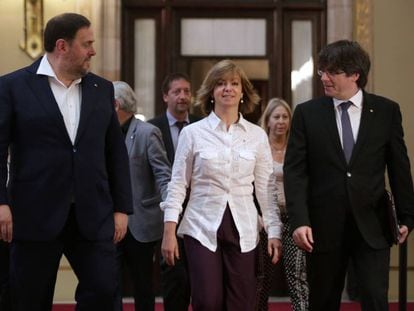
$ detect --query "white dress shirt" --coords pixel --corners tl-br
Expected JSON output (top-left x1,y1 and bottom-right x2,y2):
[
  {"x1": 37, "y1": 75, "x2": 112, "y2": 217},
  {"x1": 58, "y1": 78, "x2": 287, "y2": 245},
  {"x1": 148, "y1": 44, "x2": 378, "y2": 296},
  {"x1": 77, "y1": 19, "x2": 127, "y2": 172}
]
[
  {"x1": 166, "y1": 109, "x2": 190, "y2": 151},
  {"x1": 333, "y1": 89, "x2": 363, "y2": 145},
  {"x1": 37, "y1": 55, "x2": 82, "y2": 144},
  {"x1": 160, "y1": 111, "x2": 282, "y2": 252}
]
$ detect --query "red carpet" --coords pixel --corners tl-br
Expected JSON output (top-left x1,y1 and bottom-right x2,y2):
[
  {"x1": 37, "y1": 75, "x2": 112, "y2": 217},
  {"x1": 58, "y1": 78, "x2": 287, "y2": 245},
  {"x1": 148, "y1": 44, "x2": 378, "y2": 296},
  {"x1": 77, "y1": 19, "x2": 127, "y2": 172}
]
[{"x1": 52, "y1": 302, "x2": 414, "y2": 311}]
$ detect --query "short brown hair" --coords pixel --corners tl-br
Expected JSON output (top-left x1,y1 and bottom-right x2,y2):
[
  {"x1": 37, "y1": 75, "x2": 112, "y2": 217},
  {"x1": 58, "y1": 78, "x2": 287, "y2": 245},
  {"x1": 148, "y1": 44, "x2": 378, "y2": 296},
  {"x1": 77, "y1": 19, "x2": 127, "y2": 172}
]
[
  {"x1": 195, "y1": 59, "x2": 260, "y2": 115},
  {"x1": 161, "y1": 72, "x2": 191, "y2": 95},
  {"x1": 44, "y1": 13, "x2": 91, "y2": 53}
]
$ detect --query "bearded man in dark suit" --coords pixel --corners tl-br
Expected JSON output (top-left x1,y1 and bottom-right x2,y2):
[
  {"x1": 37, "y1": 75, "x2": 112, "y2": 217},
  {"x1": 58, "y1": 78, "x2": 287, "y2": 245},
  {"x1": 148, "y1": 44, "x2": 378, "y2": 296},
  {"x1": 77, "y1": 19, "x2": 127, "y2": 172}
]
[
  {"x1": 0, "y1": 13, "x2": 132, "y2": 311},
  {"x1": 284, "y1": 40, "x2": 414, "y2": 311}
]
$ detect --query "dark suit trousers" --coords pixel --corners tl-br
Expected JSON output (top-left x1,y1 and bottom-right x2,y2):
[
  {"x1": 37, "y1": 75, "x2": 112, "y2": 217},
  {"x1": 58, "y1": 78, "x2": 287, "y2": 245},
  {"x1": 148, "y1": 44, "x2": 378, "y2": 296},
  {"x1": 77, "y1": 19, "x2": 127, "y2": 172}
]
[
  {"x1": 115, "y1": 230, "x2": 158, "y2": 311},
  {"x1": 183, "y1": 207, "x2": 257, "y2": 311},
  {"x1": 9, "y1": 207, "x2": 117, "y2": 311},
  {"x1": 307, "y1": 211, "x2": 390, "y2": 311},
  {"x1": 161, "y1": 237, "x2": 191, "y2": 311},
  {"x1": 0, "y1": 241, "x2": 11, "y2": 311}
]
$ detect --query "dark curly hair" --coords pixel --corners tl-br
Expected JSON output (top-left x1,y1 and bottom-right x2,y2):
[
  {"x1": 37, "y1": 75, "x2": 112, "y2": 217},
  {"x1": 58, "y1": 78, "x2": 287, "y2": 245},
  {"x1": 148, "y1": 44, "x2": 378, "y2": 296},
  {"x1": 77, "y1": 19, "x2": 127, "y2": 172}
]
[{"x1": 318, "y1": 40, "x2": 371, "y2": 88}]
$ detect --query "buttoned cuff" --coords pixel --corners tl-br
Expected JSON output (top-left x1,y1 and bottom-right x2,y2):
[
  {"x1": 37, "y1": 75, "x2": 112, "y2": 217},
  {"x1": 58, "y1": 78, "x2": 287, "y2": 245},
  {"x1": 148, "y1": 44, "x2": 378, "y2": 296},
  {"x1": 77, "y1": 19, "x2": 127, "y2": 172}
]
[
  {"x1": 267, "y1": 225, "x2": 282, "y2": 240},
  {"x1": 164, "y1": 208, "x2": 180, "y2": 223}
]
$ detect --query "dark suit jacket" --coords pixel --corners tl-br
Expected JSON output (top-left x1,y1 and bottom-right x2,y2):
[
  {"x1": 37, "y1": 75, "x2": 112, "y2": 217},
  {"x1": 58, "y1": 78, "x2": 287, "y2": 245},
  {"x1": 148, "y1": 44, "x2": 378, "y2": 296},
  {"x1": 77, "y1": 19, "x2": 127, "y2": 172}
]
[
  {"x1": 148, "y1": 112, "x2": 201, "y2": 164},
  {"x1": 0, "y1": 58, "x2": 133, "y2": 241},
  {"x1": 284, "y1": 92, "x2": 414, "y2": 252}
]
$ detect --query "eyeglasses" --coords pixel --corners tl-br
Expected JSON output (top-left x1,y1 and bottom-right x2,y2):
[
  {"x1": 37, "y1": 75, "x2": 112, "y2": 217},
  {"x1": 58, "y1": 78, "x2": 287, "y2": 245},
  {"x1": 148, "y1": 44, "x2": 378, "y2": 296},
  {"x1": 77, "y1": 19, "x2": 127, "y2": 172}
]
[{"x1": 317, "y1": 69, "x2": 345, "y2": 77}]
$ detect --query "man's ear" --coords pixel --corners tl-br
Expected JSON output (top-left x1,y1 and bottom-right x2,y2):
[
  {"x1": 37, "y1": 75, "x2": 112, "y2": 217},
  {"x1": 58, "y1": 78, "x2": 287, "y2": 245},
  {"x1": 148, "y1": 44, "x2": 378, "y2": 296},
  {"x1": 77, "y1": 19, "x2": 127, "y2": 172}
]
[
  {"x1": 55, "y1": 39, "x2": 68, "y2": 53},
  {"x1": 163, "y1": 93, "x2": 169, "y2": 104},
  {"x1": 351, "y1": 72, "x2": 360, "y2": 83},
  {"x1": 114, "y1": 99, "x2": 120, "y2": 112}
]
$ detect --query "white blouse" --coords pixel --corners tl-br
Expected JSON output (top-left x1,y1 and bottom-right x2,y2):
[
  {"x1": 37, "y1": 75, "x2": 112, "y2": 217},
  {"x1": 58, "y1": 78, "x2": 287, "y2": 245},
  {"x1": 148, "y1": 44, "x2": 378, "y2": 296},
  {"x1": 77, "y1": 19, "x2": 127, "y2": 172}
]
[
  {"x1": 273, "y1": 161, "x2": 286, "y2": 212},
  {"x1": 160, "y1": 111, "x2": 282, "y2": 252}
]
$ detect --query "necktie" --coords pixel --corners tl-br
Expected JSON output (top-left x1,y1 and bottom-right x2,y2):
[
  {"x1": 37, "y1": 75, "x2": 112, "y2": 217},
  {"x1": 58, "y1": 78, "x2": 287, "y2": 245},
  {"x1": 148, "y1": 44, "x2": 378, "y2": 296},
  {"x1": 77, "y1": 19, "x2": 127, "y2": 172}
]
[
  {"x1": 340, "y1": 101, "x2": 354, "y2": 163},
  {"x1": 175, "y1": 121, "x2": 187, "y2": 134}
]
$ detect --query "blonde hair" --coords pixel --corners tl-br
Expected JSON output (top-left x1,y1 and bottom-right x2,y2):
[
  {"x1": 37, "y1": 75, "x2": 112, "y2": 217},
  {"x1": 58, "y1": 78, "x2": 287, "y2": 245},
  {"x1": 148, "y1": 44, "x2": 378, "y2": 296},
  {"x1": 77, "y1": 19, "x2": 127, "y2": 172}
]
[
  {"x1": 260, "y1": 98, "x2": 292, "y2": 137},
  {"x1": 195, "y1": 59, "x2": 260, "y2": 115}
]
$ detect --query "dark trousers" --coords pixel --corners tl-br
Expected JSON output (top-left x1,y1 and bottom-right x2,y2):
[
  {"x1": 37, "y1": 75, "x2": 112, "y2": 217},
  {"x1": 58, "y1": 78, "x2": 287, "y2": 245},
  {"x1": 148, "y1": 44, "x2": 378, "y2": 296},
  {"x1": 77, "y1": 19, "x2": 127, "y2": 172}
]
[
  {"x1": 160, "y1": 237, "x2": 191, "y2": 311},
  {"x1": 9, "y1": 208, "x2": 117, "y2": 311},
  {"x1": 115, "y1": 230, "x2": 158, "y2": 311},
  {"x1": 184, "y1": 207, "x2": 257, "y2": 311},
  {"x1": 307, "y1": 213, "x2": 390, "y2": 311},
  {"x1": 255, "y1": 229, "x2": 275, "y2": 311},
  {"x1": 0, "y1": 241, "x2": 11, "y2": 311}
]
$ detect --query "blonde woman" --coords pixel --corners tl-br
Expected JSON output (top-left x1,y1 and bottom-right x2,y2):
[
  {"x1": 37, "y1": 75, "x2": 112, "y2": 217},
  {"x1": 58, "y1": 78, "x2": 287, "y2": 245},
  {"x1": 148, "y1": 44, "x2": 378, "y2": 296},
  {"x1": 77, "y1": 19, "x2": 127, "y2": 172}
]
[
  {"x1": 260, "y1": 98, "x2": 308, "y2": 310},
  {"x1": 160, "y1": 60, "x2": 282, "y2": 310}
]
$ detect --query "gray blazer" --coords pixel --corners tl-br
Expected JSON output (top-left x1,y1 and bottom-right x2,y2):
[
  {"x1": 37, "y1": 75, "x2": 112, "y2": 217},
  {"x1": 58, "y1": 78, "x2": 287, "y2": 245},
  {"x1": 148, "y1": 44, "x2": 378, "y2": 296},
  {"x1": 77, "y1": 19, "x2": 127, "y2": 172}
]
[{"x1": 125, "y1": 118, "x2": 172, "y2": 242}]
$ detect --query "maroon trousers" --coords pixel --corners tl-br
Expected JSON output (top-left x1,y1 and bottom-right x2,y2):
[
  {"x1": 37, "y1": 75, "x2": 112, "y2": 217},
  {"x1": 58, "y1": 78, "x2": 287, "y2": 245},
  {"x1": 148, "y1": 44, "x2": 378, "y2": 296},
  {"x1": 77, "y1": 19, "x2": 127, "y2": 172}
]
[{"x1": 183, "y1": 207, "x2": 257, "y2": 311}]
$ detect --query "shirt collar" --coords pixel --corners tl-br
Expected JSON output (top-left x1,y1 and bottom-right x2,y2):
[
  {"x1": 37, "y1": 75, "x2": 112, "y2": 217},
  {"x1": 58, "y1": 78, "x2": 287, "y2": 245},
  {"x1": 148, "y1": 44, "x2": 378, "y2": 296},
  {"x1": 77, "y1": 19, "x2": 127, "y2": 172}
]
[
  {"x1": 36, "y1": 54, "x2": 82, "y2": 87},
  {"x1": 206, "y1": 111, "x2": 248, "y2": 132},
  {"x1": 333, "y1": 89, "x2": 363, "y2": 109},
  {"x1": 166, "y1": 109, "x2": 189, "y2": 126},
  {"x1": 36, "y1": 55, "x2": 56, "y2": 78}
]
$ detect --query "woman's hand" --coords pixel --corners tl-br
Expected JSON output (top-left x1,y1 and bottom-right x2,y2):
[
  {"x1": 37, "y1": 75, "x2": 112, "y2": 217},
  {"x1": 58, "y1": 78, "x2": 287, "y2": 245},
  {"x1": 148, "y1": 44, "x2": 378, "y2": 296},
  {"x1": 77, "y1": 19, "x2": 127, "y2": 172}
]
[
  {"x1": 161, "y1": 221, "x2": 179, "y2": 266},
  {"x1": 268, "y1": 238, "x2": 282, "y2": 264}
]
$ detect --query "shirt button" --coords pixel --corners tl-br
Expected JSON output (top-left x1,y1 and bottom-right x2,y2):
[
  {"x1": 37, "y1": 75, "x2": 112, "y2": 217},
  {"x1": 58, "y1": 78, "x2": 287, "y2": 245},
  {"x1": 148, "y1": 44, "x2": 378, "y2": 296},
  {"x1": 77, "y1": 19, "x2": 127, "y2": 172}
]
[{"x1": 347, "y1": 172, "x2": 351, "y2": 177}]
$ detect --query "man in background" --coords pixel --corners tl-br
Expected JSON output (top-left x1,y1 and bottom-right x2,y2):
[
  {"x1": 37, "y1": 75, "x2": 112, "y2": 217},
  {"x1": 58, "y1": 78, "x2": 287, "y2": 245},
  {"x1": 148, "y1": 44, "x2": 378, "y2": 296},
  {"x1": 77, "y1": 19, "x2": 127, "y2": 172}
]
[
  {"x1": 148, "y1": 73, "x2": 200, "y2": 311},
  {"x1": 0, "y1": 13, "x2": 132, "y2": 310},
  {"x1": 113, "y1": 81, "x2": 171, "y2": 311}
]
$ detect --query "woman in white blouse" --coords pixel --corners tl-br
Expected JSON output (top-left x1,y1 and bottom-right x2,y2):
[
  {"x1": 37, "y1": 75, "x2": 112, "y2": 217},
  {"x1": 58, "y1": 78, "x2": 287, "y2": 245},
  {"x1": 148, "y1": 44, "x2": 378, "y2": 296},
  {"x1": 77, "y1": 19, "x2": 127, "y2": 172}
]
[{"x1": 160, "y1": 59, "x2": 282, "y2": 311}]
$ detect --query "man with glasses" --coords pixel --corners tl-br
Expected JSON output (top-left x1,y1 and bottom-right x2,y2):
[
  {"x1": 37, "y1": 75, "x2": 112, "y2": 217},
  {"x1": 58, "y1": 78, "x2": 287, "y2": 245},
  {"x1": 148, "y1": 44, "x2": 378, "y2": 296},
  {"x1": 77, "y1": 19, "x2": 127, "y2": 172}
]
[{"x1": 284, "y1": 40, "x2": 414, "y2": 311}]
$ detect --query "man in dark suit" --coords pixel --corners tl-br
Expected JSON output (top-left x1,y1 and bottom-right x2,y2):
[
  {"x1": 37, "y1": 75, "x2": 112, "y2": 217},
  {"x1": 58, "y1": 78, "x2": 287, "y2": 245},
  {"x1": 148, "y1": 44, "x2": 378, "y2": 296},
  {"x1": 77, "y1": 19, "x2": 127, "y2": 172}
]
[
  {"x1": 284, "y1": 40, "x2": 414, "y2": 311},
  {"x1": 148, "y1": 73, "x2": 200, "y2": 311},
  {"x1": 0, "y1": 157, "x2": 11, "y2": 311},
  {"x1": 149, "y1": 73, "x2": 200, "y2": 165},
  {"x1": 113, "y1": 81, "x2": 171, "y2": 311},
  {"x1": 0, "y1": 13, "x2": 132, "y2": 311}
]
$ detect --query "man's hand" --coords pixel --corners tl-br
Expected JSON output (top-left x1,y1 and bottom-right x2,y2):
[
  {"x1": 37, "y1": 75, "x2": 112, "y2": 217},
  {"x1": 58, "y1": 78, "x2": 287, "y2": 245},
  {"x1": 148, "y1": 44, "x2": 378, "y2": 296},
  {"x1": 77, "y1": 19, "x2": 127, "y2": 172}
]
[
  {"x1": 268, "y1": 238, "x2": 282, "y2": 264},
  {"x1": 161, "y1": 222, "x2": 179, "y2": 266},
  {"x1": 292, "y1": 225, "x2": 313, "y2": 252},
  {"x1": 398, "y1": 225, "x2": 409, "y2": 244},
  {"x1": 0, "y1": 204, "x2": 13, "y2": 242},
  {"x1": 113, "y1": 212, "x2": 128, "y2": 243}
]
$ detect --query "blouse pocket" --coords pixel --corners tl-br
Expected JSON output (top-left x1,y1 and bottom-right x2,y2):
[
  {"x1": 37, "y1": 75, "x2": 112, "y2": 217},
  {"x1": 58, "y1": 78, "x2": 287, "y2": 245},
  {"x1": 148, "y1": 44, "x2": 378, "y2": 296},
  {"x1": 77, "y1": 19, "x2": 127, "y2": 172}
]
[
  {"x1": 238, "y1": 150, "x2": 256, "y2": 174},
  {"x1": 199, "y1": 150, "x2": 223, "y2": 177}
]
